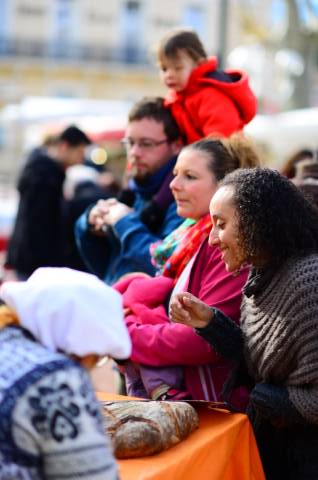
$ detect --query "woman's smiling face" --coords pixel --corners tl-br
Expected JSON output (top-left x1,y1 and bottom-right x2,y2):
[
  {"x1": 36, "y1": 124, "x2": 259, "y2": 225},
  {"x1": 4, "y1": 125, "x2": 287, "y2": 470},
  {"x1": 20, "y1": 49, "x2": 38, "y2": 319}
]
[
  {"x1": 209, "y1": 186, "x2": 247, "y2": 273},
  {"x1": 170, "y1": 148, "x2": 218, "y2": 220}
]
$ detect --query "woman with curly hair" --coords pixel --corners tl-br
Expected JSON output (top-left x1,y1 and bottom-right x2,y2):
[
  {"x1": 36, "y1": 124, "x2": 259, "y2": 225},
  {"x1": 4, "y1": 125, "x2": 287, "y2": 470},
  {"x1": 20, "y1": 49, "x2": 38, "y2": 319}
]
[{"x1": 170, "y1": 168, "x2": 318, "y2": 480}]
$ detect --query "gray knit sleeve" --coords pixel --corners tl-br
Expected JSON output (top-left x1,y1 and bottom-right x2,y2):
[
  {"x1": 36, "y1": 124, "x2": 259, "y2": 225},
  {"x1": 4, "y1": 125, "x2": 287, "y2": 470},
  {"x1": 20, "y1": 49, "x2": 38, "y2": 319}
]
[
  {"x1": 195, "y1": 307, "x2": 244, "y2": 362},
  {"x1": 12, "y1": 366, "x2": 119, "y2": 480}
]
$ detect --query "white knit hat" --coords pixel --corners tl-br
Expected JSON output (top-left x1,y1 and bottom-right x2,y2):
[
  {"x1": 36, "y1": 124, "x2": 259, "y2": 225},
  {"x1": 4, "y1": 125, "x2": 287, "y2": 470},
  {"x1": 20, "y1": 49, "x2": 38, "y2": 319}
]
[{"x1": 0, "y1": 267, "x2": 131, "y2": 360}]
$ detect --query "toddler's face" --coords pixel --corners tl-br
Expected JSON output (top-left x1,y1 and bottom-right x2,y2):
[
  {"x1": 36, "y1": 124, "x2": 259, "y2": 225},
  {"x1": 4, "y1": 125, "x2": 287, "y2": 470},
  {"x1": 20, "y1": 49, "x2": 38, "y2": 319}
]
[{"x1": 159, "y1": 51, "x2": 199, "y2": 92}]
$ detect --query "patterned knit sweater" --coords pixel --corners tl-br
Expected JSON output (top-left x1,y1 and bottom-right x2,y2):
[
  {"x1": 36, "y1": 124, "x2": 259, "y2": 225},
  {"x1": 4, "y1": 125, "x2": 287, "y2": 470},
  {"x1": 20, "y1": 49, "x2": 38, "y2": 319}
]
[
  {"x1": 241, "y1": 254, "x2": 318, "y2": 423},
  {"x1": 0, "y1": 326, "x2": 118, "y2": 480}
]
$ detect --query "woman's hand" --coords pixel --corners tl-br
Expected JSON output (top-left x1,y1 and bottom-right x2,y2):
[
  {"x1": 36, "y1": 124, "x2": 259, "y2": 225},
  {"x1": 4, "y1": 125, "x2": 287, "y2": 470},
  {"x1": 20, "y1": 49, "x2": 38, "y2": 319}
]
[{"x1": 169, "y1": 292, "x2": 214, "y2": 329}]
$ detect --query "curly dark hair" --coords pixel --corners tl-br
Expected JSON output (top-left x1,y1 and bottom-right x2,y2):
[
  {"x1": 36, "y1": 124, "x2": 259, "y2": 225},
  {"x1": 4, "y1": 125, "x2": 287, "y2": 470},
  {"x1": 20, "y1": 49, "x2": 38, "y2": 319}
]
[{"x1": 220, "y1": 167, "x2": 318, "y2": 265}]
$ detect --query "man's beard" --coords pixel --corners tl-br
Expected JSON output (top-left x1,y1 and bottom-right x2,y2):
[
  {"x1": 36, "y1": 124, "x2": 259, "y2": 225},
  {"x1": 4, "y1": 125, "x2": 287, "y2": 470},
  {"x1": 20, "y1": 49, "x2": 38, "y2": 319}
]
[
  {"x1": 133, "y1": 171, "x2": 152, "y2": 185},
  {"x1": 128, "y1": 159, "x2": 153, "y2": 185}
]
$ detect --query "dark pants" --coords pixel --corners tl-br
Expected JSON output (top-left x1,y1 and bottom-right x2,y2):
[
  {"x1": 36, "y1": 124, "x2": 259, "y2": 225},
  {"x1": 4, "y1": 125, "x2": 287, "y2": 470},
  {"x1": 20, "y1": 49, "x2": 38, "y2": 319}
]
[{"x1": 255, "y1": 418, "x2": 318, "y2": 479}]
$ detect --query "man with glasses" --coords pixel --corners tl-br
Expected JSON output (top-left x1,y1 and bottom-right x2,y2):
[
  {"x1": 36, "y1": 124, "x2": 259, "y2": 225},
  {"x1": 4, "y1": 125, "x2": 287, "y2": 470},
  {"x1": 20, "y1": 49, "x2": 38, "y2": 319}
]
[{"x1": 75, "y1": 97, "x2": 183, "y2": 284}]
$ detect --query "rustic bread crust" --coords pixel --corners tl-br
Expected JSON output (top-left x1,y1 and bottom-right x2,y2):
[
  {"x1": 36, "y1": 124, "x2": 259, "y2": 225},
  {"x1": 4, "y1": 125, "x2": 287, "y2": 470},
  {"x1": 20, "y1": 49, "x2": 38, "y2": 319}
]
[{"x1": 101, "y1": 400, "x2": 199, "y2": 458}]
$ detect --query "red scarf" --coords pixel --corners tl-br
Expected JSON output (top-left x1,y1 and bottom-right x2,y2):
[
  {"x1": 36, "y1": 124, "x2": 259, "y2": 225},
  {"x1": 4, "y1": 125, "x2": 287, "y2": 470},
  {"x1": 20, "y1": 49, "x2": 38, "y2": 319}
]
[{"x1": 162, "y1": 214, "x2": 212, "y2": 281}]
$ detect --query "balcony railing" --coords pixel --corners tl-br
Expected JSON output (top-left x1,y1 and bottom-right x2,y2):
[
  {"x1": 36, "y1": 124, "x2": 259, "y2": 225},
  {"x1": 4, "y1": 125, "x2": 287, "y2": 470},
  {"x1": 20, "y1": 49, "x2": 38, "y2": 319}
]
[{"x1": 0, "y1": 37, "x2": 150, "y2": 65}]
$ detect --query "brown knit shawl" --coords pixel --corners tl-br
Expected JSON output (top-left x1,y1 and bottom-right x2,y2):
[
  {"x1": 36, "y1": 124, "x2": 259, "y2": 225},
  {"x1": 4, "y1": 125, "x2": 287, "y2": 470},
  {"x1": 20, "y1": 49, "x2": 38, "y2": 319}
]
[{"x1": 241, "y1": 254, "x2": 318, "y2": 423}]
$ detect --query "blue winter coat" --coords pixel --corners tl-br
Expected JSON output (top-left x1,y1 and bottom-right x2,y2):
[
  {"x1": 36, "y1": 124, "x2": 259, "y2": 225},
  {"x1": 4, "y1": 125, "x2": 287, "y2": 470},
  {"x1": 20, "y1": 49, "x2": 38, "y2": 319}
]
[{"x1": 75, "y1": 192, "x2": 182, "y2": 285}]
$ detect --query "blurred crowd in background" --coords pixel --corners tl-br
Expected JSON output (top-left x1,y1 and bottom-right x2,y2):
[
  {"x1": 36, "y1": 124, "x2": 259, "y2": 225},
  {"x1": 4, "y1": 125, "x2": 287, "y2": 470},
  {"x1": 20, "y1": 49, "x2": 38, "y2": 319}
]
[
  {"x1": 0, "y1": 0, "x2": 317, "y2": 271},
  {"x1": 0, "y1": 2, "x2": 318, "y2": 478}
]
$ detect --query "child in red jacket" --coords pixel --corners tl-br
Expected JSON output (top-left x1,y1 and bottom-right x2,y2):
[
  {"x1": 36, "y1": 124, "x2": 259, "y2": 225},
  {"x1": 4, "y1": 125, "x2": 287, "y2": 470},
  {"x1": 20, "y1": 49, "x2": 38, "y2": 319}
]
[
  {"x1": 139, "y1": 28, "x2": 258, "y2": 228},
  {"x1": 157, "y1": 28, "x2": 257, "y2": 144}
]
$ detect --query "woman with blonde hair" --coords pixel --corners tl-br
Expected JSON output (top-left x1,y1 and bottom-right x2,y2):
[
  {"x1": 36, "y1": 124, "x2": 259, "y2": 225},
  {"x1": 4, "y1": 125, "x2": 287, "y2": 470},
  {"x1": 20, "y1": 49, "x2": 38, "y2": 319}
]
[{"x1": 116, "y1": 134, "x2": 260, "y2": 404}]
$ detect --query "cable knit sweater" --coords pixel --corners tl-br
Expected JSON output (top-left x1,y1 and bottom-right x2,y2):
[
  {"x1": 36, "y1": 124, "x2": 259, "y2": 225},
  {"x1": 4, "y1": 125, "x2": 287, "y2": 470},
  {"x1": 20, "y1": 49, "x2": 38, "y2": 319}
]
[
  {"x1": 195, "y1": 254, "x2": 318, "y2": 479},
  {"x1": 241, "y1": 254, "x2": 318, "y2": 423}
]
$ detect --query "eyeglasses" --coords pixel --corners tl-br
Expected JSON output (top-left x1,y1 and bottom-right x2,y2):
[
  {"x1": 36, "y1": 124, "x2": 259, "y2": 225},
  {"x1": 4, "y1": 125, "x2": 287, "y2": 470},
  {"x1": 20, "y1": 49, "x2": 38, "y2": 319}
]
[{"x1": 121, "y1": 137, "x2": 169, "y2": 150}]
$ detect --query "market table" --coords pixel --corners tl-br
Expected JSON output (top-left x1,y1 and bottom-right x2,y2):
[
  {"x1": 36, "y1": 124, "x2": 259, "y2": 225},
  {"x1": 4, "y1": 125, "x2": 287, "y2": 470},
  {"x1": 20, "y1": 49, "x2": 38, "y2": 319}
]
[{"x1": 97, "y1": 392, "x2": 265, "y2": 480}]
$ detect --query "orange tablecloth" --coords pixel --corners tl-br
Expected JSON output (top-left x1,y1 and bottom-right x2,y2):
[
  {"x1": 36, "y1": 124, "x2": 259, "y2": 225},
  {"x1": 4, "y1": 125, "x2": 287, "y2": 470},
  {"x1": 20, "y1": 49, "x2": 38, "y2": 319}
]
[{"x1": 97, "y1": 392, "x2": 265, "y2": 480}]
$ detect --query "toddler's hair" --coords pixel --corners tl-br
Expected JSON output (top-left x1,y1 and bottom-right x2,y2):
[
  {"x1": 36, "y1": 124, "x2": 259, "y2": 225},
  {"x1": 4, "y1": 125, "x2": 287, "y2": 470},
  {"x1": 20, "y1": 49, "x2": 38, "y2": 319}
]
[{"x1": 157, "y1": 28, "x2": 207, "y2": 63}]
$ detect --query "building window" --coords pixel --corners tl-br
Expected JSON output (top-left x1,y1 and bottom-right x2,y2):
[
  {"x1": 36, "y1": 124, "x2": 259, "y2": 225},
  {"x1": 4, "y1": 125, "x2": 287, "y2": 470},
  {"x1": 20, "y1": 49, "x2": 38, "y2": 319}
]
[
  {"x1": 50, "y1": 0, "x2": 76, "y2": 58},
  {"x1": 53, "y1": 0, "x2": 74, "y2": 42},
  {"x1": 119, "y1": 1, "x2": 144, "y2": 63},
  {"x1": 0, "y1": 0, "x2": 8, "y2": 54}
]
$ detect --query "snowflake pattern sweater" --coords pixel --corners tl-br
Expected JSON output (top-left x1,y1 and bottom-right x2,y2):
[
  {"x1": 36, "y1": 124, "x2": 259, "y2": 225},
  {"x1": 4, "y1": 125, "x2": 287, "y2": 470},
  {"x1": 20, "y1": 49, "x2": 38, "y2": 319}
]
[{"x1": 0, "y1": 326, "x2": 118, "y2": 480}]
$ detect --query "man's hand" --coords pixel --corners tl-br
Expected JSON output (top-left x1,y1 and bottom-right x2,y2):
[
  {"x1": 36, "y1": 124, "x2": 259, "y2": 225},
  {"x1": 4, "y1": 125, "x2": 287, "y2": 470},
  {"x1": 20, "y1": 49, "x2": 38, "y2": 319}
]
[
  {"x1": 102, "y1": 201, "x2": 133, "y2": 226},
  {"x1": 88, "y1": 198, "x2": 118, "y2": 232},
  {"x1": 88, "y1": 198, "x2": 133, "y2": 232},
  {"x1": 169, "y1": 292, "x2": 214, "y2": 329}
]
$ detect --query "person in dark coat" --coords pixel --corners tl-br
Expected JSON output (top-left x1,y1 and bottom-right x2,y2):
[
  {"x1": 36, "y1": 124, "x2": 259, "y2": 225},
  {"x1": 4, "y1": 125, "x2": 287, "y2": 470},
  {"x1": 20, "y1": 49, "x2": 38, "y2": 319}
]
[{"x1": 6, "y1": 125, "x2": 91, "y2": 279}]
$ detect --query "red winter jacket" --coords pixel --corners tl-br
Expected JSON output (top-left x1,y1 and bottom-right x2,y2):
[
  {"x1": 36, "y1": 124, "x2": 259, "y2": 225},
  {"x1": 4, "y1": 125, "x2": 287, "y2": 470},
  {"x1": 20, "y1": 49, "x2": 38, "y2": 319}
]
[{"x1": 164, "y1": 57, "x2": 257, "y2": 144}]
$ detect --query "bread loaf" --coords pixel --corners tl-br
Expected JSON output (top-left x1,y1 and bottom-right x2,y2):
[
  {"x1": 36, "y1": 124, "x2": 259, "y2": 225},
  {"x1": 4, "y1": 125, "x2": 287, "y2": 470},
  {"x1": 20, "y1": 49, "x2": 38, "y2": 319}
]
[{"x1": 101, "y1": 400, "x2": 199, "y2": 458}]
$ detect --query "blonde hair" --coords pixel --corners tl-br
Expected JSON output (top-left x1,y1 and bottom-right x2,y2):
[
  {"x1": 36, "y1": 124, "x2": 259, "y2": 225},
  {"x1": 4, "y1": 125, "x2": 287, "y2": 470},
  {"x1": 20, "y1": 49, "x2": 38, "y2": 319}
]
[
  {"x1": 182, "y1": 134, "x2": 261, "y2": 182},
  {"x1": 221, "y1": 134, "x2": 261, "y2": 170}
]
